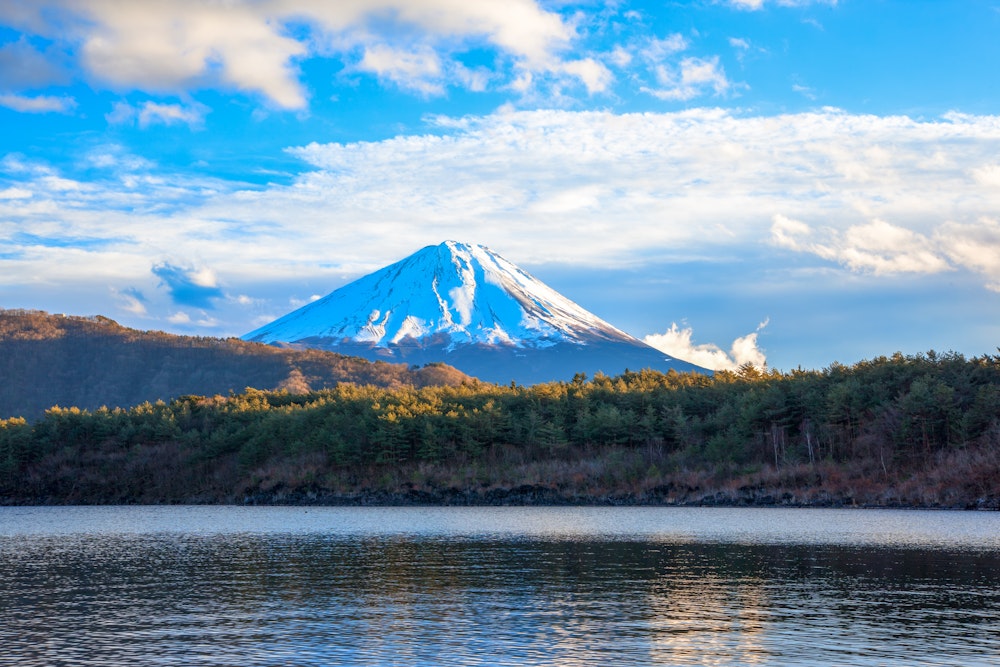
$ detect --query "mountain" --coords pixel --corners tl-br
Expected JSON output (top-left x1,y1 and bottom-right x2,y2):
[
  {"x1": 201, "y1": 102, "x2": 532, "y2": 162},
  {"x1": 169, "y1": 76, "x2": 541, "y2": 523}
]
[
  {"x1": 0, "y1": 310, "x2": 471, "y2": 420},
  {"x1": 244, "y1": 241, "x2": 709, "y2": 384}
]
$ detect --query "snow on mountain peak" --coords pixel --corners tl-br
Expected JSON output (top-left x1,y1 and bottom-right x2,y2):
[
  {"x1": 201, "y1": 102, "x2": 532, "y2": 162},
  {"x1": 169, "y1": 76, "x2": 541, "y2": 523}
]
[{"x1": 244, "y1": 241, "x2": 638, "y2": 349}]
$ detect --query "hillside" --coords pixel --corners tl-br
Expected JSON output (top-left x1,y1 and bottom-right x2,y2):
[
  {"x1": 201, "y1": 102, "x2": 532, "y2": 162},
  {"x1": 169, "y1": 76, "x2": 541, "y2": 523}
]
[
  {"x1": 0, "y1": 310, "x2": 471, "y2": 420},
  {"x1": 2, "y1": 350, "x2": 998, "y2": 508}
]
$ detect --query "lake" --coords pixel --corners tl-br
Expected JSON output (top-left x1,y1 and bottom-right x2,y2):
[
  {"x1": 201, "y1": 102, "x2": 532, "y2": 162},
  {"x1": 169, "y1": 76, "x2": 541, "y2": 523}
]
[{"x1": 1, "y1": 506, "x2": 998, "y2": 666}]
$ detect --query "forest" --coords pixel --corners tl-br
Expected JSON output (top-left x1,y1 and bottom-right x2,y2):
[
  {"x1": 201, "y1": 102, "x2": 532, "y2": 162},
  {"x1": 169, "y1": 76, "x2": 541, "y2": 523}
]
[
  {"x1": 2, "y1": 350, "x2": 998, "y2": 508},
  {"x1": 0, "y1": 309, "x2": 469, "y2": 419}
]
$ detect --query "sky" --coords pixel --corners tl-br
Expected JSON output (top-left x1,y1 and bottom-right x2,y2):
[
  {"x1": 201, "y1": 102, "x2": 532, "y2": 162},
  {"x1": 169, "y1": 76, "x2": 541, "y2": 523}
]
[{"x1": 2, "y1": 0, "x2": 1000, "y2": 372}]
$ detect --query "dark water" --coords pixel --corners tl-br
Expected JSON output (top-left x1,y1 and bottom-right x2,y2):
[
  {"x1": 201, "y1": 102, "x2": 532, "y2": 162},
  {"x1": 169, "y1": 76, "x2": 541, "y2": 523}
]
[{"x1": 1, "y1": 507, "x2": 998, "y2": 666}]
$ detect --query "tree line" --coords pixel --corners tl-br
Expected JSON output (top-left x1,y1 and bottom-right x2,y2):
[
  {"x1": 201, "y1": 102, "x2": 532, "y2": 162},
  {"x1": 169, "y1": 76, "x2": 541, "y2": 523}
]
[{"x1": 2, "y1": 350, "x2": 999, "y2": 505}]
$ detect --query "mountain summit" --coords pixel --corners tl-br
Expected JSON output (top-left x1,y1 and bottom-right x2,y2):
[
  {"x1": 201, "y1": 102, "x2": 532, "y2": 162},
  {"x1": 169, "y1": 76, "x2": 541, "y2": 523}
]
[{"x1": 244, "y1": 241, "x2": 709, "y2": 383}]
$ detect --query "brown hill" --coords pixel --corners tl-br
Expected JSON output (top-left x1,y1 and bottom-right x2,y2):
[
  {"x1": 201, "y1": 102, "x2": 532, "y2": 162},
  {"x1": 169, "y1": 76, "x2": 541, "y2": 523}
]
[{"x1": 0, "y1": 309, "x2": 472, "y2": 420}]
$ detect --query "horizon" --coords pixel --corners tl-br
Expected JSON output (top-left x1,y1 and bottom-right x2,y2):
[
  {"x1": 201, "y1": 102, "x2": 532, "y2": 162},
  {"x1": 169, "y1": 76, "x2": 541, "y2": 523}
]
[{"x1": 2, "y1": 1, "x2": 999, "y2": 372}]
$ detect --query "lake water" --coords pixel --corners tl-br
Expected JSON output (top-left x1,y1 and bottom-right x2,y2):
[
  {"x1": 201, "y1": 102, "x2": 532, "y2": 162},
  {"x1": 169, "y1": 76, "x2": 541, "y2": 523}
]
[{"x1": 1, "y1": 506, "x2": 998, "y2": 666}]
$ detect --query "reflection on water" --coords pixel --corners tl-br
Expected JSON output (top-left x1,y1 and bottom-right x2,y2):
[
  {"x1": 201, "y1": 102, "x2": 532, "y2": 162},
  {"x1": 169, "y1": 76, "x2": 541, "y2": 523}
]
[{"x1": 1, "y1": 507, "x2": 998, "y2": 666}]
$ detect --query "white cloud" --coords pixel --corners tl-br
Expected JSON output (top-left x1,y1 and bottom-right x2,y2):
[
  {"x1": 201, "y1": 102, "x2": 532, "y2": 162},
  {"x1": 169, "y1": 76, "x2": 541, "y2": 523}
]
[
  {"x1": 139, "y1": 102, "x2": 209, "y2": 128},
  {"x1": 4, "y1": 108, "x2": 1000, "y2": 332},
  {"x1": 644, "y1": 320, "x2": 768, "y2": 371},
  {"x1": 189, "y1": 267, "x2": 219, "y2": 288},
  {"x1": 557, "y1": 58, "x2": 613, "y2": 94},
  {"x1": 84, "y1": 145, "x2": 154, "y2": 172},
  {"x1": 772, "y1": 215, "x2": 952, "y2": 275},
  {"x1": 774, "y1": 211, "x2": 1000, "y2": 287},
  {"x1": 970, "y1": 163, "x2": 1000, "y2": 187},
  {"x1": 644, "y1": 56, "x2": 731, "y2": 101},
  {"x1": 167, "y1": 310, "x2": 217, "y2": 327},
  {"x1": 609, "y1": 46, "x2": 632, "y2": 68},
  {"x1": 726, "y1": 0, "x2": 838, "y2": 9},
  {"x1": 936, "y1": 218, "x2": 1000, "y2": 287},
  {"x1": 3, "y1": 0, "x2": 597, "y2": 107},
  {"x1": 640, "y1": 34, "x2": 689, "y2": 62},
  {"x1": 184, "y1": 109, "x2": 1000, "y2": 277},
  {"x1": 838, "y1": 219, "x2": 950, "y2": 274},
  {"x1": 770, "y1": 214, "x2": 812, "y2": 250},
  {"x1": 452, "y1": 63, "x2": 491, "y2": 92},
  {"x1": 792, "y1": 83, "x2": 816, "y2": 100},
  {"x1": 265, "y1": 109, "x2": 1000, "y2": 286},
  {"x1": 358, "y1": 45, "x2": 444, "y2": 95},
  {"x1": 0, "y1": 93, "x2": 76, "y2": 113},
  {"x1": 78, "y1": 1, "x2": 308, "y2": 108},
  {"x1": 288, "y1": 294, "x2": 323, "y2": 308},
  {"x1": 0, "y1": 187, "x2": 33, "y2": 199},
  {"x1": 111, "y1": 288, "x2": 147, "y2": 316}
]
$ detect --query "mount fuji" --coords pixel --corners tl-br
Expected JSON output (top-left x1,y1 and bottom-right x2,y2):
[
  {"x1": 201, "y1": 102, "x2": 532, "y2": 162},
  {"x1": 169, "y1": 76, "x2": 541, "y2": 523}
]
[{"x1": 243, "y1": 241, "x2": 709, "y2": 384}]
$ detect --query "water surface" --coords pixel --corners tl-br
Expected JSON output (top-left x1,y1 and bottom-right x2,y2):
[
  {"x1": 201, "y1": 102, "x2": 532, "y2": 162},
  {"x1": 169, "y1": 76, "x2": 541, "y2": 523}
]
[{"x1": 2, "y1": 506, "x2": 998, "y2": 666}]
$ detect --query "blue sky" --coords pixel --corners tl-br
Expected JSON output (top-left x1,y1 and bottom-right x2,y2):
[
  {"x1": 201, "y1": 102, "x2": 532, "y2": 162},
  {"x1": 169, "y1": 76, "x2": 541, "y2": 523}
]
[{"x1": 2, "y1": 0, "x2": 999, "y2": 371}]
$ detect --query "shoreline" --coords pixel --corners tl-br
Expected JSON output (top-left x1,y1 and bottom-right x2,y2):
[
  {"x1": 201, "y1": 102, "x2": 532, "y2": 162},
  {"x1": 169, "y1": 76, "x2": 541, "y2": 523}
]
[{"x1": 5, "y1": 484, "x2": 998, "y2": 510}]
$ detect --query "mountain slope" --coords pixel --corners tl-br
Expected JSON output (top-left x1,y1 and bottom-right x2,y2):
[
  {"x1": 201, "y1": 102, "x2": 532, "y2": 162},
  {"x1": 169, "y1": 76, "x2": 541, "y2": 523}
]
[
  {"x1": 0, "y1": 310, "x2": 471, "y2": 420},
  {"x1": 244, "y1": 241, "x2": 709, "y2": 383}
]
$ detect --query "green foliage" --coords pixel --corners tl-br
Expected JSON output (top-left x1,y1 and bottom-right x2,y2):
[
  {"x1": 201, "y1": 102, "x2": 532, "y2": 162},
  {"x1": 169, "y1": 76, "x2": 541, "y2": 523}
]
[{"x1": 1, "y1": 348, "x2": 999, "y2": 503}]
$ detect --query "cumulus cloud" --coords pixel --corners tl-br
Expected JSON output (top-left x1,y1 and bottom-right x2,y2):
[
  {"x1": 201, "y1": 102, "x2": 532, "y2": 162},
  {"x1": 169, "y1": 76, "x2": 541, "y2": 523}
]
[
  {"x1": 0, "y1": 93, "x2": 76, "y2": 113},
  {"x1": 936, "y1": 218, "x2": 1000, "y2": 291},
  {"x1": 773, "y1": 212, "x2": 1000, "y2": 288},
  {"x1": 644, "y1": 320, "x2": 768, "y2": 371},
  {"x1": 55, "y1": 1, "x2": 307, "y2": 109},
  {"x1": 557, "y1": 58, "x2": 613, "y2": 95},
  {"x1": 2, "y1": 0, "x2": 600, "y2": 108},
  {"x1": 771, "y1": 215, "x2": 951, "y2": 275},
  {"x1": 838, "y1": 220, "x2": 950, "y2": 274}
]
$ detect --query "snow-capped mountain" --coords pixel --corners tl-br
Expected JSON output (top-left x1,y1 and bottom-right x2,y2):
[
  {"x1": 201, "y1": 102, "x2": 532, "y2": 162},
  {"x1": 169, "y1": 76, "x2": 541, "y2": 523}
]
[{"x1": 244, "y1": 241, "x2": 709, "y2": 383}]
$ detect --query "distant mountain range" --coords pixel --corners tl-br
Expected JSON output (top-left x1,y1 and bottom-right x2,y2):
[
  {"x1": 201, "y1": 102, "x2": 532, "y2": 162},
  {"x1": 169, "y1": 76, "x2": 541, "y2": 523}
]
[
  {"x1": 0, "y1": 310, "x2": 470, "y2": 420},
  {"x1": 245, "y1": 241, "x2": 709, "y2": 384}
]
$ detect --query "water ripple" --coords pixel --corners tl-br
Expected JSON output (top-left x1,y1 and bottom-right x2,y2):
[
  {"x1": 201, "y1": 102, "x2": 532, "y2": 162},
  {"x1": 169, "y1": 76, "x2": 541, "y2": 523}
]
[{"x1": 1, "y1": 507, "x2": 998, "y2": 666}]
